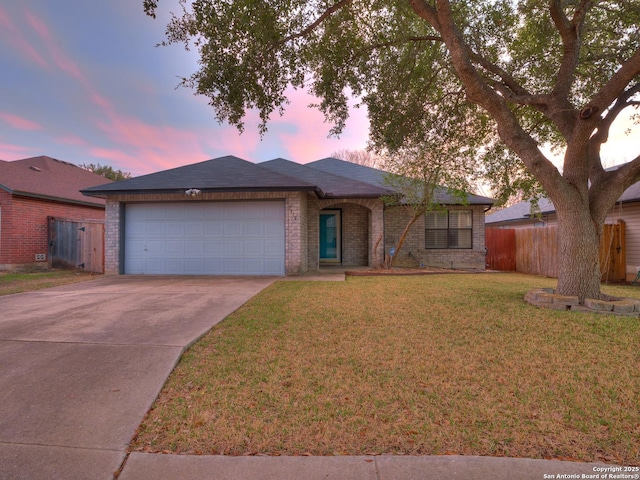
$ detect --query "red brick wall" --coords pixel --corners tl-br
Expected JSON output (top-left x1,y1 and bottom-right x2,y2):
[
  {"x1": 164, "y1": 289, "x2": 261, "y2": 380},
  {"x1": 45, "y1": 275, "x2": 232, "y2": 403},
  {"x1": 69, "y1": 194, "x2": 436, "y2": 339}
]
[{"x1": 0, "y1": 192, "x2": 104, "y2": 266}]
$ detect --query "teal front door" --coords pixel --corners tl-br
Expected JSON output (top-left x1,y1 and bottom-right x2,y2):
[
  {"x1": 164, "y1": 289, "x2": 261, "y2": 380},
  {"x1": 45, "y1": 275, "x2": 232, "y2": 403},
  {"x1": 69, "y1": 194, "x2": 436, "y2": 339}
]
[{"x1": 319, "y1": 210, "x2": 341, "y2": 263}]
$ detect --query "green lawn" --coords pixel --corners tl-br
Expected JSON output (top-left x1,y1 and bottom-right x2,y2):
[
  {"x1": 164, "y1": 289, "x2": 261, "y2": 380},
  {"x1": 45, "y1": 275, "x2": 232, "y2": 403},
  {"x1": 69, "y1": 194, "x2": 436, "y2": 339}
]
[
  {"x1": 131, "y1": 273, "x2": 640, "y2": 465},
  {"x1": 0, "y1": 270, "x2": 100, "y2": 296}
]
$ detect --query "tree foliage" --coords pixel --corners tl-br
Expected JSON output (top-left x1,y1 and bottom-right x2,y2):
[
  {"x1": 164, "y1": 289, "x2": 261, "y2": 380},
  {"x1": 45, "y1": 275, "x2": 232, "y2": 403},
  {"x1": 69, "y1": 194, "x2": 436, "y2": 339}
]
[
  {"x1": 330, "y1": 149, "x2": 382, "y2": 168},
  {"x1": 145, "y1": 0, "x2": 640, "y2": 300},
  {"x1": 81, "y1": 163, "x2": 132, "y2": 182}
]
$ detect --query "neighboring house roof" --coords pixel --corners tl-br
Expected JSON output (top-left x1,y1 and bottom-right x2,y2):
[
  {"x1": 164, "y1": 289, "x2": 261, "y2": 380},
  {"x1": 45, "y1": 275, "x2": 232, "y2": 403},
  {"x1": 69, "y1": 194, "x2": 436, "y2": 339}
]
[
  {"x1": 485, "y1": 197, "x2": 556, "y2": 225},
  {"x1": 486, "y1": 180, "x2": 640, "y2": 225},
  {"x1": 0, "y1": 156, "x2": 108, "y2": 207},
  {"x1": 83, "y1": 155, "x2": 494, "y2": 205},
  {"x1": 83, "y1": 155, "x2": 319, "y2": 196},
  {"x1": 260, "y1": 158, "x2": 393, "y2": 198}
]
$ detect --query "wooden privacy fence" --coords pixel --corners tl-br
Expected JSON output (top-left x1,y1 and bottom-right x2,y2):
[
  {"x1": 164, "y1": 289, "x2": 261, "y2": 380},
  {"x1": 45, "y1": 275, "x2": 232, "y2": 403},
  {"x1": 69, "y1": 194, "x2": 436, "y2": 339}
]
[
  {"x1": 48, "y1": 217, "x2": 105, "y2": 273},
  {"x1": 486, "y1": 221, "x2": 626, "y2": 282},
  {"x1": 485, "y1": 228, "x2": 516, "y2": 271}
]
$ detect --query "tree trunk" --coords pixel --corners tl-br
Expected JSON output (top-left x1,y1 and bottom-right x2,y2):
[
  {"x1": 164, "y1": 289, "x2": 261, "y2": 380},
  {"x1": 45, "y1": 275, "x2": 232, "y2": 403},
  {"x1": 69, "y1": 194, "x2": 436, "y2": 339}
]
[
  {"x1": 390, "y1": 214, "x2": 420, "y2": 267},
  {"x1": 555, "y1": 202, "x2": 603, "y2": 302}
]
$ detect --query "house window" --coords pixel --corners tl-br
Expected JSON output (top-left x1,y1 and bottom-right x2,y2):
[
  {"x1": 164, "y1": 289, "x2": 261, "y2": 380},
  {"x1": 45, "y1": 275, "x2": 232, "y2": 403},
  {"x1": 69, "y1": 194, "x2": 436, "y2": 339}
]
[{"x1": 425, "y1": 210, "x2": 473, "y2": 249}]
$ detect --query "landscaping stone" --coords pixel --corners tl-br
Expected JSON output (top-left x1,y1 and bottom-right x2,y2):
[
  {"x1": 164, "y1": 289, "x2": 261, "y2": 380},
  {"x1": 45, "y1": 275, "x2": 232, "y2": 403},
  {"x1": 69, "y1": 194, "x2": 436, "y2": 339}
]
[
  {"x1": 525, "y1": 289, "x2": 640, "y2": 317},
  {"x1": 584, "y1": 298, "x2": 614, "y2": 312}
]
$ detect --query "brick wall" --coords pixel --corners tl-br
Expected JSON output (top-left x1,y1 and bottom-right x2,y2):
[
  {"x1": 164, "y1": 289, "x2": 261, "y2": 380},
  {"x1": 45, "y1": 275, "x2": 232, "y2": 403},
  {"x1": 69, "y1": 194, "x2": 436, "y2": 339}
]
[
  {"x1": 385, "y1": 204, "x2": 487, "y2": 269},
  {"x1": 308, "y1": 197, "x2": 384, "y2": 270},
  {"x1": 0, "y1": 192, "x2": 104, "y2": 269}
]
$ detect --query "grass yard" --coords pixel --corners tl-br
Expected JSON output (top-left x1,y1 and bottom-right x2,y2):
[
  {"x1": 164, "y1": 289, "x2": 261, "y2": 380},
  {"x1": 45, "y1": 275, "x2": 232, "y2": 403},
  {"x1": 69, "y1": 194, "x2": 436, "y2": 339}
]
[
  {"x1": 131, "y1": 273, "x2": 640, "y2": 465},
  {"x1": 0, "y1": 270, "x2": 100, "y2": 296}
]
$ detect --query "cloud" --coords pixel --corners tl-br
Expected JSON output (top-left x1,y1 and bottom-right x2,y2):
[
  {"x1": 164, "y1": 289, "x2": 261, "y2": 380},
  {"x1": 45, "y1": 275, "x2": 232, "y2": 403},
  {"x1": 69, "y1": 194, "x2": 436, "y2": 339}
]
[
  {"x1": 0, "y1": 142, "x2": 36, "y2": 160},
  {"x1": 0, "y1": 112, "x2": 42, "y2": 131},
  {"x1": 22, "y1": 6, "x2": 87, "y2": 83},
  {"x1": 271, "y1": 88, "x2": 369, "y2": 162},
  {"x1": 0, "y1": 5, "x2": 48, "y2": 68},
  {"x1": 57, "y1": 135, "x2": 88, "y2": 147}
]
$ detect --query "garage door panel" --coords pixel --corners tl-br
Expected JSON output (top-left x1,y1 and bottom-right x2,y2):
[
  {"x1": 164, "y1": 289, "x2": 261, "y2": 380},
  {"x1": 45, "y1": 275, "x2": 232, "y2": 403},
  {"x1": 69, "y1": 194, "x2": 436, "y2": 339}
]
[
  {"x1": 264, "y1": 259, "x2": 284, "y2": 274},
  {"x1": 204, "y1": 241, "x2": 223, "y2": 255},
  {"x1": 185, "y1": 222, "x2": 203, "y2": 235},
  {"x1": 205, "y1": 222, "x2": 223, "y2": 236},
  {"x1": 165, "y1": 241, "x2": 183, "y2": 255},
  {"x1": 224, "y1": 240, "x2": 243, "y2": 255},
  {"x1": 146, "y1": 240, "x2": 165, "y2": 255},
  {"x1": 203, "y1": 258, "x2": 223, "y2": 273},
  {"x1": 146, "y1": 222, "x2": 165, "y2": 236},
  {"x1": 244, "y1": 223, "x2": 263, "y2": 236},
  {"x1": 125, "y1": 201, "x2": 284, "y2": 275},
  {"x1": 264, "y1": 221, "x2": 284, "y2": 236},
  {"x1": 224, "y1": 258, "x2": 243, "y2": 273},
  {"x1": 185, "y1": 241, "x2": 203, "y2": 254},
  {"x1": 224, "y1": 222, "x2": 243, "y2": 236},
  {"x1": 166, "y1": 223, "x2": 184, "y2": 236},
  {"x1": 244, "y1": 240, "x2": 264, "y2": 255},
  {"x1": 264, "y1": 239, "x2": 284, "y2": 255},
  {"x1": 184, "y1": 259, "x2": 204, "y2": 273}
]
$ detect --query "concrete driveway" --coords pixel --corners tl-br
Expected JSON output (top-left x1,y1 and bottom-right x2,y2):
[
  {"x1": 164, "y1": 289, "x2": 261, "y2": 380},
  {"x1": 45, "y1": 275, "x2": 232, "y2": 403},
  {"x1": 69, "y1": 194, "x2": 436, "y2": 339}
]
[{"x1": 0, "y1": 275, "x2": 278, "y2": 480}]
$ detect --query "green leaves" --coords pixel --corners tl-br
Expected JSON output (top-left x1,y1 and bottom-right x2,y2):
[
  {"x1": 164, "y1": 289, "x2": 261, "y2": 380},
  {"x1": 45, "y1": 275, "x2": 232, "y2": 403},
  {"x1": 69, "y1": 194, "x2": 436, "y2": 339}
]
[{"x1": 148, "y1": 0, "x2": 640, "y2": 201}]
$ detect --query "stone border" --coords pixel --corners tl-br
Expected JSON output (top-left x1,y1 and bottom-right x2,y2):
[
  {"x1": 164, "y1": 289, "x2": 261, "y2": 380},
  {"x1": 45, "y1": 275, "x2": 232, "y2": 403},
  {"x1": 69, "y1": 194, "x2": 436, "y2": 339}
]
[{"x1": 525, "y1": 288, "x2": 640, "y2": 317}]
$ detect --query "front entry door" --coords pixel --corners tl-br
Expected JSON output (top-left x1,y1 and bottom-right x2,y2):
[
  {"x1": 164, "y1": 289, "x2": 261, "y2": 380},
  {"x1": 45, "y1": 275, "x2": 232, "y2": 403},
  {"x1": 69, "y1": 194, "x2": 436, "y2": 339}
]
[{"x1": 319, "y1": 210, "x2": 341, "y2": 263}]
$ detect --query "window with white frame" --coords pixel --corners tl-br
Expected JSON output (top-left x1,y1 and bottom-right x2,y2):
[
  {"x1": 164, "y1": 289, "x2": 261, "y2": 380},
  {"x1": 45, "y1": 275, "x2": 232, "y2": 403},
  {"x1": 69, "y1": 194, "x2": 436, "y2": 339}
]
[{"x1": 425, "y1": 210, "x2": 473, "y2": 249}]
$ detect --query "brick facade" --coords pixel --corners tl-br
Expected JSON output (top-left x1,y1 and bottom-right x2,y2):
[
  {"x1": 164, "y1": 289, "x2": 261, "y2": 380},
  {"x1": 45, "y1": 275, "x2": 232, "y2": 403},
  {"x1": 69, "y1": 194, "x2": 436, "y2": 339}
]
[
  {"x1": 0, "y1": 191, "x2": 105, "y2": 270},
  {"x1": 307, "y1": 196, "x2": 385, "y2": 270},
  {"x1": 103, "y1": 192, "x2": 485, "y2": 275},
  {"x1": 384, "y1": 204, "x2": 487, "y2": 269}
]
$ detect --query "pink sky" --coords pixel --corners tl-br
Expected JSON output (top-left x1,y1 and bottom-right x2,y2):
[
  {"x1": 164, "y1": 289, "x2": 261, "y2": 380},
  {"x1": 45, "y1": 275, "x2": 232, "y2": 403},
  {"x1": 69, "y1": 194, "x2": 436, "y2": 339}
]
[{"x1": 0, "y1": 2, "x2": 369, "y2": 176}]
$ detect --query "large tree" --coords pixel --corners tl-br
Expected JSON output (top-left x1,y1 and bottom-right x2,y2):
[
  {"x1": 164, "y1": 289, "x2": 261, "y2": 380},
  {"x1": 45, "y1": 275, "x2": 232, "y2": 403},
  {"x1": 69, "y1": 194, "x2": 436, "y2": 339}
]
[{"x1": 145, "y1": 0, "x2": 640, "y2": 301}]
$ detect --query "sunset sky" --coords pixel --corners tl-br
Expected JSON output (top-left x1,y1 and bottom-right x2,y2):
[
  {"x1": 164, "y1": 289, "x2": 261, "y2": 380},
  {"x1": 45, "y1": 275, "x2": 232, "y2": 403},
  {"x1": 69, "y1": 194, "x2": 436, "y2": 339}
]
[
  {"x1": 0, "y1": 1, "x2": 369, "y2": 176},
  {"x1": 0, "y1": 1, "x2": 636, "y2": 177}
]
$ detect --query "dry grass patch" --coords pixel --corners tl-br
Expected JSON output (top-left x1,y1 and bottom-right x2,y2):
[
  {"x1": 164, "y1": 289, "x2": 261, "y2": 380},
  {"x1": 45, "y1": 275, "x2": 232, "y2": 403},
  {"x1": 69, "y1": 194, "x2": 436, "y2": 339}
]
[
  {"x1": 132, "y1": 274, "x2": 640, "y2": 464},
  {"x1": 0, "y1": 270, "x2": 100, "y2": 296}
]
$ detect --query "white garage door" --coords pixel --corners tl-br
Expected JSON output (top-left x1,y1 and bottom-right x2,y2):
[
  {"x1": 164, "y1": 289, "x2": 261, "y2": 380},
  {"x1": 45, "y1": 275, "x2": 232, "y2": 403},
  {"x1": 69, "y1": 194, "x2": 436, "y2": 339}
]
[{"x1": 124, "y1": 201, "x2": 285, "y2": 275}]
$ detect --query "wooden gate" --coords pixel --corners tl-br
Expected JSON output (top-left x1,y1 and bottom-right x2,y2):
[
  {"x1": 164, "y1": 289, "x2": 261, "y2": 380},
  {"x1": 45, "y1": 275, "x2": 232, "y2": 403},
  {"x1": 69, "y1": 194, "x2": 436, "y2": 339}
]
[
  {"x1": 485, "y1": 228, "x2": 516, "y2": 271},
  {"x1": 600, "y1": 220, "x2": 626, "y2": 283},
  {"x1": 48, "y1": 217, "x2": 105, "y2": 273}
]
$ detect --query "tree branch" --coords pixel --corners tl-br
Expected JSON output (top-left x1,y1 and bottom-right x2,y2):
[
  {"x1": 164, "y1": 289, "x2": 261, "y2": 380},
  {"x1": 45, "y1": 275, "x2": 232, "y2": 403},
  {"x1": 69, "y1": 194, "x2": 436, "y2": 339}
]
[
  {"x1": 550, "y1": 0, "x2": 594, "y2": 94},
  {"x1": 589, "y1": 48, "x2": 640, "y2": 114},
  {"x1": 279, "y1": 0, "x2": 355, "y2": 45}
]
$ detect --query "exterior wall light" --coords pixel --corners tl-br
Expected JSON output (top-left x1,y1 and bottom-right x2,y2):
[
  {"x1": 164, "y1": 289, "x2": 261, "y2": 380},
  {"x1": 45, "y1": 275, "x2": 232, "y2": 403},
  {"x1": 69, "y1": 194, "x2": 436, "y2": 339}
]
[{"x1": 185, "y1": 188, "x2": 201, "y2": 197}]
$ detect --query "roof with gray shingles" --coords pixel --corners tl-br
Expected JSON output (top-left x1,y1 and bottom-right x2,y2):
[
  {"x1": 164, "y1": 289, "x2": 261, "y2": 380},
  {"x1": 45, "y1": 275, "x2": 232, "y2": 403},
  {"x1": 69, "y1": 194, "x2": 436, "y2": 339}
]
[
  {"x1": 307, "y1": 157, "x2": 494, "y2": 205},
  {"x1": 82, "y1": 155, "x2": 494, "y2": 205},
  {"x1": 0, "y1": 156, "x2": 108, "y2": 207},
  {"x1": 485, "y1": 197, "x2": 556, "y2": 224},
  {"x1": 82, "y1": 156, "x2": 318, "y2": 196},
  {"x1": 260, "y1": 158, "x2": 393, "y2": 198}
]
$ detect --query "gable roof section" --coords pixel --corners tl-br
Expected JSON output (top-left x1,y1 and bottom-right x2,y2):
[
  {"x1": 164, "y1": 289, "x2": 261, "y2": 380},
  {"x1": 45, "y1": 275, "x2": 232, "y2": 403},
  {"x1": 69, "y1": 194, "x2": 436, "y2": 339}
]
[
  {"x1": 485, "y1": 197, "x2": 556, "y2": 224},
  {"x1": 307, "y1": 157, "x2": 494, "y2": 205},
  {"x1": 307, "y1": 157, "x2": 389, "y2": 189},
  {"x1": 259, "y1": 158, "x2": 392, "y2": 198},
  {"x1": 0, "y1": 156, "x2": 108, "y2": 207},
  {"x1": 82, "y1": 156, "x2": 319, "y2": 196}
]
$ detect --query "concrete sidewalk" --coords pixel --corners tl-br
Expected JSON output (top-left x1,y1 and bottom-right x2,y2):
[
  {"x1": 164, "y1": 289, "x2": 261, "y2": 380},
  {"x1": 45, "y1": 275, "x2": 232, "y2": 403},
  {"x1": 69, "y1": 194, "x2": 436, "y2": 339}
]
[{"x1": 118, "y1": 453, "x2": 613, "y2": 480}]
